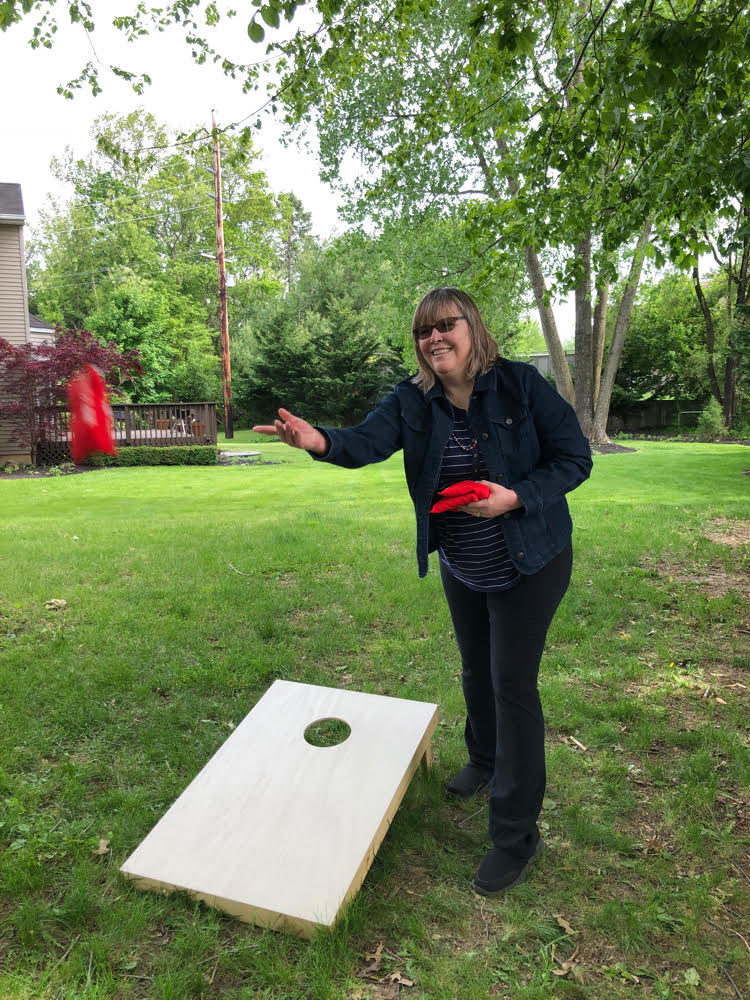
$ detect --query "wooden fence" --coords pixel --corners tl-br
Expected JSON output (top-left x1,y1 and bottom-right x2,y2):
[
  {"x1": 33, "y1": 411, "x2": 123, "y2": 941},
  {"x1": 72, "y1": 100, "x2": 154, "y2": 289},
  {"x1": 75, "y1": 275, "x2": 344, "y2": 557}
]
[{"x1": 36, "y1": 402, "x2": 218, "y2": 465}]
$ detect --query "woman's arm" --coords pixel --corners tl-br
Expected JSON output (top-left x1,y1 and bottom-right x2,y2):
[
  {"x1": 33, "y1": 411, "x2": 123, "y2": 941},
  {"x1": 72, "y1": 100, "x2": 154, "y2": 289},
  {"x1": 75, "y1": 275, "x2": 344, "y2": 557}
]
[
  {"x1": 255, "y1": 389, "x2": 405, "y2": 470},
  {"x1": 253, "y1": 408, "x2": 329, "y2": 455}
]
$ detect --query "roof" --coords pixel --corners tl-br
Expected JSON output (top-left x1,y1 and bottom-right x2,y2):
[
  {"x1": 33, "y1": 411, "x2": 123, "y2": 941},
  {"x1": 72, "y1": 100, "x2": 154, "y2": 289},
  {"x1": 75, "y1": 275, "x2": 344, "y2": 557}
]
[
  {"x1": 0, "y1": 183, "x2": 25, "y2": 221},
  {"x1": 29, "y1": 313, "x2": 55, "y2": 332}
]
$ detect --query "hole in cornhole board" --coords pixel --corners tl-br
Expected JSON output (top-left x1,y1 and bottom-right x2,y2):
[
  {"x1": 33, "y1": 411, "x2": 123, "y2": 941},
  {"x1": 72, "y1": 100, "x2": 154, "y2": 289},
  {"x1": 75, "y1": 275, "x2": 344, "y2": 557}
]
[
  {"x1": 304, "y1": 717, "x2": 352, "y2": 747},
  {"x1": 120, "y1": 680, "x2": 439, "y2": 938}
]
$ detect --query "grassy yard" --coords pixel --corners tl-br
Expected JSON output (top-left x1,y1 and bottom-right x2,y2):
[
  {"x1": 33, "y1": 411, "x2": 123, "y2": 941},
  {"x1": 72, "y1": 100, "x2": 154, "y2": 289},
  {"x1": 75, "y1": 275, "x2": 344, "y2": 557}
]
[{"x1": 0, "y1": 441, "x2": 748, "y2": 999}]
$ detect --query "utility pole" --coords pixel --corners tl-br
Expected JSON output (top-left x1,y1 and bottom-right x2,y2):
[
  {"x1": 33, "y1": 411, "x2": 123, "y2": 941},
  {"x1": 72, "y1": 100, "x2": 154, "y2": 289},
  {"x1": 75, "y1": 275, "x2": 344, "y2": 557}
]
[{"x1": 211, "y1": 110, "x2": 233, "y2": 438}]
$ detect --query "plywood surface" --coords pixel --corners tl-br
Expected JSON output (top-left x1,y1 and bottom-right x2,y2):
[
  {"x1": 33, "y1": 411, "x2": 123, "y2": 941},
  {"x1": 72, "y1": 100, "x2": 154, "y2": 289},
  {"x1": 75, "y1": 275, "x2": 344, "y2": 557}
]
[{"x1": 121, "y1": 680, "x2": 438, "y2": 936}]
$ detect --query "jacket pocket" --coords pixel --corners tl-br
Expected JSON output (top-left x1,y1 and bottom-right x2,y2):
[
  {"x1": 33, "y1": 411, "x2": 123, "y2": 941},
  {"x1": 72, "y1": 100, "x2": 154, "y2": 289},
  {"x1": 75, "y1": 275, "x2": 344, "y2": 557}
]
[{"x1": 490, "y1": 407, "x2": 538, "y2": 460}]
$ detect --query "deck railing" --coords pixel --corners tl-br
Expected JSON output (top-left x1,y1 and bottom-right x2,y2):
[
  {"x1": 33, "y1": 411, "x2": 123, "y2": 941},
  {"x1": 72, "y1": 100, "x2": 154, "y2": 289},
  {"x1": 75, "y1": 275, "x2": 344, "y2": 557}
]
[{"x1": 36, "y1": 402, "x2": 218, "y2": 464}]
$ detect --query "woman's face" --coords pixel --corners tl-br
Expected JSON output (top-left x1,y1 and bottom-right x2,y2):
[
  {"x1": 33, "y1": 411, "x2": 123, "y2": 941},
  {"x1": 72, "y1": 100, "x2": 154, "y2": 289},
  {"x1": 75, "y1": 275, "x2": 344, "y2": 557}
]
[{"x1": 417, "y1": 305, "x2": 473, "y2": 381}]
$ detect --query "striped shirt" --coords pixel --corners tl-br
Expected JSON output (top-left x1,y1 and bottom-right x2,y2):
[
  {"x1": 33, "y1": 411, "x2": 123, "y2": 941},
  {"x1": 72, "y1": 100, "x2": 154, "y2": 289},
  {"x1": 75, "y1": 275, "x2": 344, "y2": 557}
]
[{"x1": 434, "y1": 408, "x2": 520, "y2": 593}]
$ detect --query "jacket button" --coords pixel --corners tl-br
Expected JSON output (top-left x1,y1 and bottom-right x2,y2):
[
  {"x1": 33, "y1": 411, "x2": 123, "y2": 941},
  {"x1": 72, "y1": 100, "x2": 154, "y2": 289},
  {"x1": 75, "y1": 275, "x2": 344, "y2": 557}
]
[
  {"x1": 517, "y1": 551, "x2": 524, "y2": 559},
  {"x1": 481, "y1": 432, "x2": 489, "y2": 440},
  {"x1": 505, "y1": 417, "x2": 513, "y2": 425},
  {"x1": 497, "y1": 473, "x2": 504, "y2": 480}
]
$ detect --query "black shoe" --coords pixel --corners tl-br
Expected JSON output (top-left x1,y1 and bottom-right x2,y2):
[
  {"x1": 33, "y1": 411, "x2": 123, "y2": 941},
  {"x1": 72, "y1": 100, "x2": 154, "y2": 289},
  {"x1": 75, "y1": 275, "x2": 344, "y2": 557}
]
[
  {"x1": 472, "y1": 838, "x2": 545, "y2": 896},
  {"x1": 445, "y1": 763, "x2": 493, "y2": 800}
]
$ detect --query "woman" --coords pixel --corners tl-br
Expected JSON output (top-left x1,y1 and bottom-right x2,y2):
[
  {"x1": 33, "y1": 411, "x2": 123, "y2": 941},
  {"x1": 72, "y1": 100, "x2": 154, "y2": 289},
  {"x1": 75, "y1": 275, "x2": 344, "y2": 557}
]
[{"x1": 253, "y1": 287, "x2": 592, "y2": 896}]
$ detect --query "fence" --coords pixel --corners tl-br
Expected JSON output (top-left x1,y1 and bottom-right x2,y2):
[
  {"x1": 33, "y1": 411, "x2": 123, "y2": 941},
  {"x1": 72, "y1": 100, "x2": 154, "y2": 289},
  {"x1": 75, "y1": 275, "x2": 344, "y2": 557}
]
[{"x1": 36, "y1": 402, "x2": 218, "y2": 465}]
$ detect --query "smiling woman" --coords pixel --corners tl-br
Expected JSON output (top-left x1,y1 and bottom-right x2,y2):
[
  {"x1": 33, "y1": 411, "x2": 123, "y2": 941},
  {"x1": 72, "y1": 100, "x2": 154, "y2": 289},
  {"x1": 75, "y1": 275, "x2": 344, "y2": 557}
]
[{"x1": 253, "y1": 285, "x2": 592, "y2": 897}]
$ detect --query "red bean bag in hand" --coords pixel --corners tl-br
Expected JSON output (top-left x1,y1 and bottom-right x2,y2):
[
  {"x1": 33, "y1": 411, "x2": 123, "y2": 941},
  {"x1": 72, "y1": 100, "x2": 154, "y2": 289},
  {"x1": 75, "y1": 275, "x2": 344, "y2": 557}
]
[
  {"x1": 430, "y1": 480, "x2": 491, "y2": 514},
  {"x1": 67, "y1": 364, "x2": 117, "y2": 464}
]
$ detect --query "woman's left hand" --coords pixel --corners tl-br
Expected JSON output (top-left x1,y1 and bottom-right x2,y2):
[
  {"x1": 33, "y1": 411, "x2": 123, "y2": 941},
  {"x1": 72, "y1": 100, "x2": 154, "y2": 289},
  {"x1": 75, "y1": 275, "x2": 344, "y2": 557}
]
[{"x1": 462, "y1": 480, "x2": 524, "y2": 518}]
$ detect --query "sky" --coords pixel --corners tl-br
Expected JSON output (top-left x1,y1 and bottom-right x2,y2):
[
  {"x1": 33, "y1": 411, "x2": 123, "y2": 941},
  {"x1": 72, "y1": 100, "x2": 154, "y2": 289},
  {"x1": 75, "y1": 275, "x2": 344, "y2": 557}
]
[{"x1": 0, "y1": 7, "x2": 344, "y2": 237}]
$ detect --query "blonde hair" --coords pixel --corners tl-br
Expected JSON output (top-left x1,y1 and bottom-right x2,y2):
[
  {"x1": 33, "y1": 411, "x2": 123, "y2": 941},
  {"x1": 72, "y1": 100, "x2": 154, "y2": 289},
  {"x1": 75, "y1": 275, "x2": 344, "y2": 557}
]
[{"x1": 411, "y1": 287, "x2": 499, "y2": 392}]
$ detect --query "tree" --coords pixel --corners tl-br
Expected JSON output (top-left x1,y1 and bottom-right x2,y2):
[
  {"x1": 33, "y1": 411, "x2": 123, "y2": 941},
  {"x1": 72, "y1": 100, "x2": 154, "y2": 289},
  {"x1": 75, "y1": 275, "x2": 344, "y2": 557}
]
[
  {"x1": 259, "y1": 0, "x2": 748, "y2": 442},
  {"x1": 276, "y1": 193, "x2": 313, "y2": 293},
  {"x1": 11, "y1": 2, "x2": 747, "y2": 438},
  {"x1": 0, "y1": 329, "x2": 142, "y2": 463},
  {"x1": 236, "y1": 238, "x2": 405, "y2": 424},
  {"x1": 615, "y1": 272, "x2": 708, "y2": 404},
  {"x1": 28, "y1": 111, "x2": 289, "y2": 402},
  {"x1": 690, "y1": 201, "x2": 749, "y2": 427}
]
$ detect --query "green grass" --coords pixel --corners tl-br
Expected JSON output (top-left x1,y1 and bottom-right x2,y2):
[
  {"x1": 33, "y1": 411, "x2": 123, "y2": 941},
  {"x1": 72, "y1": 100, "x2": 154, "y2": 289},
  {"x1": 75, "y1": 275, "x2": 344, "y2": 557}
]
[
  {"x1": 1, "y1": 440, "x2": 748, "y2": 999},
  {"x1": 218, "y1": 429, "x2": 283, "y2": 449}
]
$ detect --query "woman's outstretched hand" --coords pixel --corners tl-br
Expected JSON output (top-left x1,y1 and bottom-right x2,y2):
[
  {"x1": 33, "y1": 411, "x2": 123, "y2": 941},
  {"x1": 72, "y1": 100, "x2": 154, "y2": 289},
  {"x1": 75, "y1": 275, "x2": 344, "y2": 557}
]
[{"x1": 252, "y1": 408, "x2": 329, "y2": 456}]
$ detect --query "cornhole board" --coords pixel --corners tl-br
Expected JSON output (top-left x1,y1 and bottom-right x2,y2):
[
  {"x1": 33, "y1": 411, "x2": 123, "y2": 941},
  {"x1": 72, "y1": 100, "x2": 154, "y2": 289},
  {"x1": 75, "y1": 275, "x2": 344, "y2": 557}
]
[{"x1": 121, "y1": 680, "x2": 439, "y2": 937}]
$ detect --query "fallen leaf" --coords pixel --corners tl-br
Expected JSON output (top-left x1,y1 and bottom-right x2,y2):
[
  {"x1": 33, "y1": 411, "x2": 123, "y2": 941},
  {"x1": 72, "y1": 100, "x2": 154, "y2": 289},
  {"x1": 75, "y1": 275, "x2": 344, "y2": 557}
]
[
  {"x1": 552, "y1": 945, "x2": 580, "y2": 977},
  {"x1": 715, "y1": 697, "x2": 727, "y2": 705},
  {"x1": 555, "y1": 914, "x2": 577, "y2": 935},
  {"x1": 388, "y1": 972, "x2": 414, "y2": 987},
  {"x1": 569, "y1": 736, "x2": 588, "y2": 751},
  {"x1": 45, "y1": 599, "x2": 67, "y2": 610},
  {"x1": 94, "y1": 838, "x2": 110, "y2": 856},
  {"x1": 362, "y1": 942, "x2": 384, "y2": 975}
]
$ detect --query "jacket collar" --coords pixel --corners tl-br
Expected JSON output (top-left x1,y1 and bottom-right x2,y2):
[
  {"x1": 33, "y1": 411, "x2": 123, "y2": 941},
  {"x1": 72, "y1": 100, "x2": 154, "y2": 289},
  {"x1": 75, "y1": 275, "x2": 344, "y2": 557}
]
[{"x1": 423, "y1": 362, "x2": 500, "y2": 404}]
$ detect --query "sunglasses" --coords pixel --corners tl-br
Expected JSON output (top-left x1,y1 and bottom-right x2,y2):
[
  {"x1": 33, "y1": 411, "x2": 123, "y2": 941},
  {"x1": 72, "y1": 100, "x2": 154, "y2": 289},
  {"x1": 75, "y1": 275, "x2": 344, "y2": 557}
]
[{"x1": 413, "y1": 315, "x2": 466, "y2": 340}]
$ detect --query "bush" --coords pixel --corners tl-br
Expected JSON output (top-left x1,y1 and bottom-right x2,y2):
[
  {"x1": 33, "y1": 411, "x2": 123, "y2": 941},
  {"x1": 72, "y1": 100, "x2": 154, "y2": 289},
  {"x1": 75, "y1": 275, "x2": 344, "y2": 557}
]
[
  {"x1": 695, "y1": 398, "x2": 727, "y2": 440},
  {"x1": 88, "y1": 446, "x2": 217, "y2": 467}
]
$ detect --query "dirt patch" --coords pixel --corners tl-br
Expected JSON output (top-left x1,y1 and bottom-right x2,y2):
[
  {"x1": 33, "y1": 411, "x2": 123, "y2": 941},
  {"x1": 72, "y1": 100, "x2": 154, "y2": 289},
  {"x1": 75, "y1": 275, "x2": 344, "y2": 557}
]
[
  {"x1": 656, "y1": 559, "x2": 749, "y2": 603},
  {"x1": 0, "y1": 463, "x2": 89, "y2": 479},
  {"x1": 592, "y1": 443, "x2": 637, "y2": 454},
  {"x1": 702, "y1": 517, "x2": 750, "y2": 549},
  {"x1": 218, "y1": 455, "x2": 280, "y2": 467}
]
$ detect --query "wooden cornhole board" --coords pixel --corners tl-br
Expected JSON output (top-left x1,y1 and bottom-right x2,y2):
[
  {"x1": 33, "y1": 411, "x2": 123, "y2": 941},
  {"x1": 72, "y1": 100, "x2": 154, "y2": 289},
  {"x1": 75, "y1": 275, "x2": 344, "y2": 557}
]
[{"x1": 121, "y1": 680, "x2": 439, "y2": 937}]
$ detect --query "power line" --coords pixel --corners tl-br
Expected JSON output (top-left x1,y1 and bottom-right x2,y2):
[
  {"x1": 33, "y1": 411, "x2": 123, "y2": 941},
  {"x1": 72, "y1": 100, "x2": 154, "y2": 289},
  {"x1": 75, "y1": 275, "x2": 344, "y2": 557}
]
[{"x1": 53, "y1": 205, "x2": 213, "y2": 235}]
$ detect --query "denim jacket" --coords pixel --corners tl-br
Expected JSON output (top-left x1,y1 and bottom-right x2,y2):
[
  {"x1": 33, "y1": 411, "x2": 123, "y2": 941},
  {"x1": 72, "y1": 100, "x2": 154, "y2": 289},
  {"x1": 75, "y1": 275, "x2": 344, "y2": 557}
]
[{"x1": 314, "y1": 360, "x2": 592, "y2": 578}]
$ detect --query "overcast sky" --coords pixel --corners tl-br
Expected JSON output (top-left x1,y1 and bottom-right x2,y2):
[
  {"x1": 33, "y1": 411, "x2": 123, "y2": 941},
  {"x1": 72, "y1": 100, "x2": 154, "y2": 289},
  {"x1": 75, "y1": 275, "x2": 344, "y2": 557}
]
[{"x1": 0, "y1": 9, "x2": 344, "y2": 236}]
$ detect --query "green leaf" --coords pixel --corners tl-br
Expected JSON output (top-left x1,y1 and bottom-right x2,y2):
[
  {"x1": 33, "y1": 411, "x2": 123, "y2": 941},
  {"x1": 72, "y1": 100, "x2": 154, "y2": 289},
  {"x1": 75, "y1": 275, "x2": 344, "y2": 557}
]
[
  {"x1": 261, "y1": 6, "x2": 280, "y2": 28},
  {"x1": 247, "y1": 18, "x2": 265, "y2": 42}
]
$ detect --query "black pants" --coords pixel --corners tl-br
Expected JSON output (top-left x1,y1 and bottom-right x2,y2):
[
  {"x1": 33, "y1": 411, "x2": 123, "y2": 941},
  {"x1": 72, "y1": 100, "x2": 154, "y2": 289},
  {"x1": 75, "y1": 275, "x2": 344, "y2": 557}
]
[{"x1": 440, "y1": 542, "x2": 573, "y2": 865}]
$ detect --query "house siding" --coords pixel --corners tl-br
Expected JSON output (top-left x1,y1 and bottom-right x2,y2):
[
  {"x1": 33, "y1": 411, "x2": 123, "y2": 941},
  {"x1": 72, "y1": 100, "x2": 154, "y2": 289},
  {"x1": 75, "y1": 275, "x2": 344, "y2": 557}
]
[
  {"x1": 0, "y1": 221, "x2": 31, "y2": 461},
  {"x1": 0, "y1": 224, "x2": 30, "y2": 345}
]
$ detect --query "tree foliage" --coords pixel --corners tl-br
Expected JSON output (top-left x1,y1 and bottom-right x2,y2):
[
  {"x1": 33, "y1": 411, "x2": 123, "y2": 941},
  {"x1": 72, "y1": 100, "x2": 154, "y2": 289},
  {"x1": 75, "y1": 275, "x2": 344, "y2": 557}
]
[
  {"x1": 261, "y1": 0, "x2": 749, "y2": 438},
  {"x1": 27, "y1": 111, "x2": 297, "y2": 403},
  {"x1": 0, "y1": 329, "x2": 142, "y2": 461},
  {"x1": 236, "y1": 239, "x2": 405, "y2": 425},
  {"x1": 616, "y1": 272, "x2": 708, "y2": 403}
]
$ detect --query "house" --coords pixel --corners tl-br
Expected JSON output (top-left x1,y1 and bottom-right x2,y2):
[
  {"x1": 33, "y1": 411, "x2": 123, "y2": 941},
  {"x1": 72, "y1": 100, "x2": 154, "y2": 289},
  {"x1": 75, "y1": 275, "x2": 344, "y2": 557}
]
[
  {"x1": 29, "y1": 312, "x2": 56, "y2": 347},
  {"x1": 0, "y1": 182, "x2": 33, "y2": 463},
  {"x1": 0, "y1": 184, "x2": 57, "y2": 464}
]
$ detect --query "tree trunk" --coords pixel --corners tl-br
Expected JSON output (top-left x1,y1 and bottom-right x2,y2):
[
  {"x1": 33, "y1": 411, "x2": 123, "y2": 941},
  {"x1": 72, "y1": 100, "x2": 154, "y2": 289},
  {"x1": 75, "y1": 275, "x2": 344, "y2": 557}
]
[
  {"x1": 692, "y1": 264, "x2": 724, "y2": 406},
  {"x1": 592, "y1": 221, "x2": 652, "y2": 442},
  {"x1": 493, "y1": 136, "x2": 574, "y2": 404},
  {"x1": 592, "y1": 277, "x2": 609, "y2": 408},
  {"x1": 573, "y1": 233, "x2": 594, "y2": 436},
  {"x1": 524, "y1": 247, "x2": 576, "y2": 405}
]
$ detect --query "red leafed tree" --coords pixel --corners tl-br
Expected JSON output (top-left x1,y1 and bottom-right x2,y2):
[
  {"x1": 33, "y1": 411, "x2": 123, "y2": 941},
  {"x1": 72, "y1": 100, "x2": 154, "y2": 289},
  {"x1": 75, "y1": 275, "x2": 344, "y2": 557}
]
[{"x1": 0, "y1": 328, "x2": 143, "y2": 463}]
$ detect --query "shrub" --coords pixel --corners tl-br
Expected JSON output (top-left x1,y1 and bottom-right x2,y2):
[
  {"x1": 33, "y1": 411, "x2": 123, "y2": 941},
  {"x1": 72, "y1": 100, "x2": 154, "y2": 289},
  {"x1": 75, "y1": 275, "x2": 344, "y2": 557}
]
[
  {"x1": 695, "y1": 398, "x2": 727, "y2": 440},
  {"x1": 88, "y1": 446, "x2": 217, "y2": 467}
]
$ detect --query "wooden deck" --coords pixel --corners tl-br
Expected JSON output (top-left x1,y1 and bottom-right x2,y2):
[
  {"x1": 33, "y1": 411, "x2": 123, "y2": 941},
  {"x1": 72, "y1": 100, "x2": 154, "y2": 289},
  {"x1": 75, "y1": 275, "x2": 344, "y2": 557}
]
[{"x1": 37, "y1": 402, "x2": 218, "y2": 464}]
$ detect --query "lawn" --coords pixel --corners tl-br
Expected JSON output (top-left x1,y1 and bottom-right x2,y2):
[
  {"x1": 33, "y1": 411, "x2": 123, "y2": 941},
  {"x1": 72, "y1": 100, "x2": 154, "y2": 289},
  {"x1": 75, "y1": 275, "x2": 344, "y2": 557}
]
[{"x1": 0, "y1": 441, "x2": 748, "y2": 999}]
